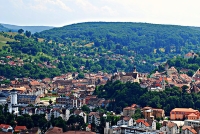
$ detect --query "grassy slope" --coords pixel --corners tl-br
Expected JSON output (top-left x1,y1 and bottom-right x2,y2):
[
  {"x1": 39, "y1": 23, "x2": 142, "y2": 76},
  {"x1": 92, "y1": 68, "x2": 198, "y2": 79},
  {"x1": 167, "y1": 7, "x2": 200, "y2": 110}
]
[{"x1": 0, "y1": 34, "x2": 14, "y2": 49}]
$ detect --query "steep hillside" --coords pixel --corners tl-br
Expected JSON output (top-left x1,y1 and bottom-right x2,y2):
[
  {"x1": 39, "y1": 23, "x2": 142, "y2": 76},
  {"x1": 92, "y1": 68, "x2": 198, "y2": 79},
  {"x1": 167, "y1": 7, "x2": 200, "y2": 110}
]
[{"x1": 1, "y1": 23, "x2": 54, "y2": 33}]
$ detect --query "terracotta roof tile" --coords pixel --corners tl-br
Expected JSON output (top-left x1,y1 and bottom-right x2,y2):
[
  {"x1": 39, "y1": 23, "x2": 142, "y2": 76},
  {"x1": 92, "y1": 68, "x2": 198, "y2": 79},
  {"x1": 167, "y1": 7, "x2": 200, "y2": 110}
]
[
  {"x1": 0, "y1": 124, "x2": 11, "y2": 129},
  {"x1": 15, "y1": 126, "x2": 27, "y2": 131}
]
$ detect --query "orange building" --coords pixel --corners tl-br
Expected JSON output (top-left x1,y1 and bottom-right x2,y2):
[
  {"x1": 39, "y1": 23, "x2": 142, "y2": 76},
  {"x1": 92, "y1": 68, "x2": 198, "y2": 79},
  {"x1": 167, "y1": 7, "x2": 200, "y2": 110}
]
[
  {"x1": 142, "y1": 107, "x2": 165, "y2": 120},
  {"x1": 170, "y1": 108, "x2": 199, "y2": 120}
]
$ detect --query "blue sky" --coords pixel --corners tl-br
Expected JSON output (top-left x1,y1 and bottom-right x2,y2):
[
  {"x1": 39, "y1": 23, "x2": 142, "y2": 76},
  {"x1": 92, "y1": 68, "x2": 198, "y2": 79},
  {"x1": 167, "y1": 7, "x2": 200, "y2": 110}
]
[{"x1": 0, "y1": 0, "x2": 200, "y2": 27}]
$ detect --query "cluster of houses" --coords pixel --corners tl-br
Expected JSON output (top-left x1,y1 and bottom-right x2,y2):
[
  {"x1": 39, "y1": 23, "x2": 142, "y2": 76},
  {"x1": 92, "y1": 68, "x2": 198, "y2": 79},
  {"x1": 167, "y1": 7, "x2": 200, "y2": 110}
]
[
  {"x1": 0, "y1": 55, "x2": 58, "y2": 68},
  {"x1": 2, "y1": 105, "x2": 200, "y2": 133},
  {"x1": 0, "y1": 56, "x2": 24, "y2": 66},
  {"x1": 0, "y1": 52, "x2": 200, "y2": 133},
  {"x1": 104, "y1": 105, "x2": 200, "y2": 134}
]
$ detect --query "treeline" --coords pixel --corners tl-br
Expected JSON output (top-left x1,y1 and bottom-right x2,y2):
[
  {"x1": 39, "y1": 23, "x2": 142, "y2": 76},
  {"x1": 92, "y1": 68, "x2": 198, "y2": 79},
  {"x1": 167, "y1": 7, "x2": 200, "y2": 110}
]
[{"x1": 95, "y1": 80, "x2": 200, "y2": 115}]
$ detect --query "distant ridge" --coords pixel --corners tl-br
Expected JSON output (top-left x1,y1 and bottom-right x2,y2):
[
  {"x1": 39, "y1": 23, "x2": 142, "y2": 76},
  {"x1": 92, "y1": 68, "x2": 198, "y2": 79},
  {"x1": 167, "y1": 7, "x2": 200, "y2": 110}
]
[
  {"x1": 1, "y1": 23, "x2": 54, "y2": 33},
  {"x1": 0, "y1": 24, "x2": 10, "y2": 32}
]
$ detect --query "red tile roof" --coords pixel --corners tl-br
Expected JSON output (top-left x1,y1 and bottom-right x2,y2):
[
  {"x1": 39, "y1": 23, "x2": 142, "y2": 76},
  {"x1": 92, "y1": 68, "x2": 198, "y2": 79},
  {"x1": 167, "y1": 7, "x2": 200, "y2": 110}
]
[
  {"x1": 14, "y1": 126, "x2": 27, "y2": 131},
  {"x1": 0, "y1": 124, "x2": 11, "y2": 129},
  {"x1": 136, "y1": 119, "x2": 150, "y2": 127}
]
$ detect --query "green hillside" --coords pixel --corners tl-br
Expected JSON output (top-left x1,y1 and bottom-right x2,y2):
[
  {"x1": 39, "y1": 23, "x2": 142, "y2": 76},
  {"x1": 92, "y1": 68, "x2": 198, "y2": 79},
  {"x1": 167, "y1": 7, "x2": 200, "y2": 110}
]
[
  {"x1": 38, "y1": 22, "x2": 200, "y2": 72},
  {"x1": 1, "y1": 22, "x2": 200, "y2": 79}
]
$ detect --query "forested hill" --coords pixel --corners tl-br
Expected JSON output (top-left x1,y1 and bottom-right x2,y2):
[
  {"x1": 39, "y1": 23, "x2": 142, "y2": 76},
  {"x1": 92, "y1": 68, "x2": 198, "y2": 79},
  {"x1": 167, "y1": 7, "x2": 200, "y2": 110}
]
[
  {"x1": 37, "y1": 22, "x2": 200, "y2": 72},
  {"x1": 39, "y1": 22, "x2": 200, "y2": 54}
]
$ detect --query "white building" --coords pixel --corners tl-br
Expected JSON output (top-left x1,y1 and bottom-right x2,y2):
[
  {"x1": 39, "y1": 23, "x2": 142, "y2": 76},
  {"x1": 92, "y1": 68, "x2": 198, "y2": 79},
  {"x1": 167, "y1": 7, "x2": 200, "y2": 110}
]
[
  {"x1": 184, "y1": 119, "x2": 200, "y2": 127},
  {"x1": 88, "y1": 112, "x2": 101, "y2": 126},
  {"x1": 72, "y1": 109, "x2": 87, "y2": 123},
  {"x1": 0, "y1": 92, "x2": 7, "y2": 105},
  {"x1": 181, "y1": 125, "x2": 197, "y2": 134},
  {"x1": 0, "y1": 124, "x2": 13, "y2": 132},
  {"x1": 46, "y1": 108, "x2": 70, "y2": 121},
  {"x1": 136, "y1": 119, "x2": 150, "y2": 129},
  {"x1": 160, "y1": 121, "x2": 179, "y2": 134},
  {"x1": 9, "y1": 89, "x2": 18, "y2": 114},
  {"x1": 117, "y1": 116, "x2": 134, "y2": 126}
]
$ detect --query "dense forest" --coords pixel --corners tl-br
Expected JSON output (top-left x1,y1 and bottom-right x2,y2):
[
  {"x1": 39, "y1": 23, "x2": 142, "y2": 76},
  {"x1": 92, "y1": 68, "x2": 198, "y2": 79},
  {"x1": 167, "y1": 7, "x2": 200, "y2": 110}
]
[
  {"x1": 1, "y1": 22, "x2": 200, "y2": 79},
  {"x1": 95, "y1": 80, "x2": 200, "y2": 116}
]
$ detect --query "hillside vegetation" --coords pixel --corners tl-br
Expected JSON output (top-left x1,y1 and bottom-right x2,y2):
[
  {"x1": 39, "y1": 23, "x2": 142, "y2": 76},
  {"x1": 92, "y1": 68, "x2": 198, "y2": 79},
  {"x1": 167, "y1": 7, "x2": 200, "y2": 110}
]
[
  {"x1": 38, "y1": 22, "x2": 200, "y2": 72},
  {"x1": 1, "y1": 22, "x2": 200, "y2": 79},
  {"x1": 95, "y1": 80, "x2": 200, "y2": 115}
]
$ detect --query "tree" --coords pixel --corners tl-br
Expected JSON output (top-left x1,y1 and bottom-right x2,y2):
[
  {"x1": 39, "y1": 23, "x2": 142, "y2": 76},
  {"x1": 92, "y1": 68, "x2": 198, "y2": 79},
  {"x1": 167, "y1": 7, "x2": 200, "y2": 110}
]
[
  {"x1": 156, "y1": 122, "x2": 162, "y2": 130},
  {"x1": 18, "y1": 29, "x2": 24, "y2": 34},
  {"x1": 132, "y1": 108, "x2": 142, "y2": 120},
  {"x1": 187, "y1": 70, "x2": 194, "y2": 77},
  {"x1": 49, "y1": 99, "x2": 53, "y2": 105},
  {"x1": 77, "y1": 72, "x2": 84, "y2": 79},
  {"x1": 0, "y1": 115, "x2": 5, "y2": 124},
  {"x1": 81, "y1": 105, "x2": 90, "y2": 113},
  {"x1": 25, "y1": 31, "x2": 31, "y2": 38},
  {"x1": 53, "y1": 117, "x2": 67, "y2": 132}
]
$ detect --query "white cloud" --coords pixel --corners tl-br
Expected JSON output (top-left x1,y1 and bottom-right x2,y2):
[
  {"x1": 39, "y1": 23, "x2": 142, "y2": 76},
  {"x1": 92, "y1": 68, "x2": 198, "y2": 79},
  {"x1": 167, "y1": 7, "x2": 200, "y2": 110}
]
[{"x1": 1, "y1": 0, "x2": 200, "y2": 26}]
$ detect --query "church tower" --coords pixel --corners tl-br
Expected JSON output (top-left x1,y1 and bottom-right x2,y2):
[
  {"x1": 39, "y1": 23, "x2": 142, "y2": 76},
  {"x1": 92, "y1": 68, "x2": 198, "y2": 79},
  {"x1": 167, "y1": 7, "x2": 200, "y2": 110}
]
[
  {"x1": 9, "y1": 89, "x2": 18, "y2": 114},
  {"x1": 161, "y1": 77, "x2": 165, "y2": 91}
]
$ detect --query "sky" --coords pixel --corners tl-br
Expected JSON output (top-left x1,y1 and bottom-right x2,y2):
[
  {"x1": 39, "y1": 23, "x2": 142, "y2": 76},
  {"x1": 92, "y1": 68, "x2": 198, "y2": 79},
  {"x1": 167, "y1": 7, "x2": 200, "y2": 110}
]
[{"x1": 0, "y1": 0, "x2": 200, "y2": 27}]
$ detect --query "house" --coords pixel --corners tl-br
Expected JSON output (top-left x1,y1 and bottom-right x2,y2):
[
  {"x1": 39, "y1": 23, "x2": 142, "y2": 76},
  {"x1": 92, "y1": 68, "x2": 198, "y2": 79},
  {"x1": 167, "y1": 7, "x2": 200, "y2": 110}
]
[
  {"x1": 112, "y1": 67, "x2": 140, "y2": 83},
  {"x1": 14, "y1": 126, "x2": 27, "y2": 133},
  {"x1": 21, "y1": 107, "x2": 35, "y2": 115},
  {"x1": 160, "y1": 121, "x2": 179, "y2": 134},
  {"x1": 170, "y1": 108, "x2": 199, "y2": 120},
  {"x1": 86, "y1": 124, "x2": 92, "y2": 132},
  {"x1": 88, "y1": 112, "x2": 101, "y2": 126},
  {"x1": 117, "y1": 116, "x2": 134, "y2": 126},
  {"x1": 184, "y1": 119, "x2": 200, "y2": 127},
  {"x1": 184, "y1": 52, "x2": 198, "y2": 59},
  {"x1": 56, "y1": 96, "x2": 71, "y2": 106},
  {"x1": 136, "y1": 119, "x2": 151, "y2": 129},
  {"x1": 104, "y1": 122, "x2": 121, "y2": 134},
  {"x1": 17, "y1": 95, "x2": 40, "y2": 104},
  {"x1": 46, "y1": 108, "x2": 70, "y2": 121},
  {"x1": 135, "y1": 119, "x2": 156, "y2": 130},
  {"x1": 188, "y1": 113, "x2": 198, "y2": 120},
  {"x1": 0, "y1": 124, "x2": 13, "y2": 132},
  {"x1": 167, "y1": 66, "x2": 178, "y2": 76},
  {"x1": 123, "y1": 107, "x2": 135, "y2": 117},
  {"x1": 181, "y1": 125, "x2": 197, "y2": 134},
  {"x1": 73, "y1": 109, "x2": 87, "y2": 123},
  {"x1": 142, "y1": 107, "x2": 165, "y2": 120}
]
